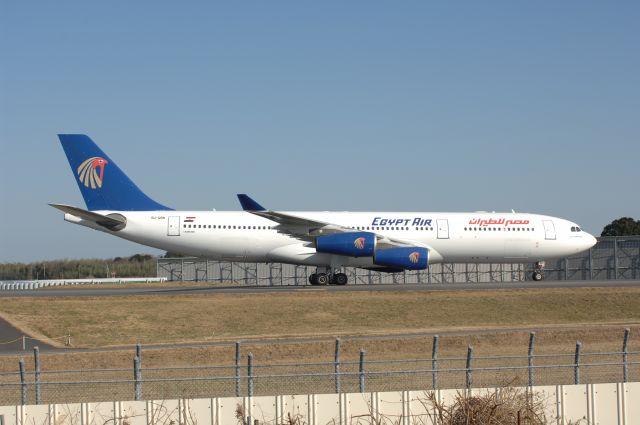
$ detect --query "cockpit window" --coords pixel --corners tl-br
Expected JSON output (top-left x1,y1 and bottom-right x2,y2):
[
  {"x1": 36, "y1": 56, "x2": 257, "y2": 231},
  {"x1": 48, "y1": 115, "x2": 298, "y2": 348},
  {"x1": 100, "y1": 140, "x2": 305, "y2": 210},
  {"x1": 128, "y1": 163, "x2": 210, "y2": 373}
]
[{"x1": 570, "y1": 226, "x2": 582, "y2": 232}]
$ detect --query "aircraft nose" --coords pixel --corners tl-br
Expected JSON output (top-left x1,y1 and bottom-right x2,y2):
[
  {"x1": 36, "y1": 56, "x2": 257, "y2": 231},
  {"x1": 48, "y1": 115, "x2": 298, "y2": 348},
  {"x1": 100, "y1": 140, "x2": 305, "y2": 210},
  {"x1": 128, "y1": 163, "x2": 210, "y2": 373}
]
[{"x1": 586, "y1": 233, "x2": 597, "y2": 249}]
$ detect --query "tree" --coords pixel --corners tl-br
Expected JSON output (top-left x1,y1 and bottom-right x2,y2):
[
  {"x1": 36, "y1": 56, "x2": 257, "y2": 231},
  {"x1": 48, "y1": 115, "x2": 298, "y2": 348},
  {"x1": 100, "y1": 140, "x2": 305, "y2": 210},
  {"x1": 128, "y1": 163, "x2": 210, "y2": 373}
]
[{"x1": 601, "y1": 217, "x2": 640, "y2": 236}]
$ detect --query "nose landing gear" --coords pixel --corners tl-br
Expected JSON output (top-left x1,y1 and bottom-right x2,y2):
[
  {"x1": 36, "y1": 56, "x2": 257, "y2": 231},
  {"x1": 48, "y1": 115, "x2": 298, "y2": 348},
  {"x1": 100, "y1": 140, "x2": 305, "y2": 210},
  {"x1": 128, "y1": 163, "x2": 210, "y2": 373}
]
[{"x1": 532, "y1": 261, "x2": 545, "y2": 281}]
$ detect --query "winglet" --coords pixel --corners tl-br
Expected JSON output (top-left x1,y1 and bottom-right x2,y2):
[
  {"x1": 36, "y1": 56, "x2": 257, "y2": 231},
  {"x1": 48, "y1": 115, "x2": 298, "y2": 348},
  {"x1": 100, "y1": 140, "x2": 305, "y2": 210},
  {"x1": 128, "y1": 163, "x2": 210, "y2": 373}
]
[{"x1": 237, "y1": 194, "x2": 266, "y2": 211}]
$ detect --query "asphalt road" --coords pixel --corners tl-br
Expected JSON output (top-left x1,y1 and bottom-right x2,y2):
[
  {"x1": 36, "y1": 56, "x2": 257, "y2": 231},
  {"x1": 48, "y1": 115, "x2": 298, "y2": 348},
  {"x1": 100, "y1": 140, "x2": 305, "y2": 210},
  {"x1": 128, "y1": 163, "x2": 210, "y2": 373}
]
[
  {"x1": 0, "y1": 279, "x2": 639, "y2": 297},
  {"x1": 0, "y1": 317, "x2": 54, "y2": 353}
]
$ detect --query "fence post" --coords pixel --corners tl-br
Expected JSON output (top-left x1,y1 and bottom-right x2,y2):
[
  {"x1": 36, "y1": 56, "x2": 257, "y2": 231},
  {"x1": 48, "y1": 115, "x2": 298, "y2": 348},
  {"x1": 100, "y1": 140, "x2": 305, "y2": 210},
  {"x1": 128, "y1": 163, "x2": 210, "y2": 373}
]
[
  {"x1": 22, "y1": 336, "x2": 26, "y2": 351},
  {"x1": 247, "y1": 352, "x2": 254, "y2": 397},
  {"x1": 432, "y1": 335, "x2": 439, "y2": 389},
  {"x1": 136, "y1": 344, "x2": 143, "y2": 398},
  {"x1": 33, "y1": 346, "x2": 41, "y2": 404},
  {"x1": 574, "y1": 342, "x2": 582, "y2": 385},
  {"x1": 235, "y1": 341, "x2": 241, "y2": 397},
  {"x1": 359, "y1": 350, "x2": 366, "y2": 393},
  {"x1": 133, "y1": 356, "x2": 142, "y2": 401},
  {"x1": 614, "y1": 237, "x2": 619, "y2": 279},
  {"x1": 19, "y1": 359, "x2": 26, "y2": 405},
  {"x1": 465, "y1": 346, "x2": 474, "y2": 390},
  {"x1": 623, "y1": 328, "x2": 630, "y2": 383},
  {"x1": 528, "y1": 332, "x2": 535, "y2": 387},
  {"x1": 334, "y1": 338, "x2": 341, "y2": 394}
]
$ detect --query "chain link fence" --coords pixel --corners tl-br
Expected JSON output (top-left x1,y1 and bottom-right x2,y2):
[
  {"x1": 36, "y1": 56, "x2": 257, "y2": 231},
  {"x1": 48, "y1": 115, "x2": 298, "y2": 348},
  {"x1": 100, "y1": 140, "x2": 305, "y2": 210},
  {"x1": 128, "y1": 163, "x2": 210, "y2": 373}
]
[
  {"x1": 1, "y1": 331, "x2": 638, "y2": 406},
  {"x1": 157, "y1": 237, "x2": 640, "y2": 284}
]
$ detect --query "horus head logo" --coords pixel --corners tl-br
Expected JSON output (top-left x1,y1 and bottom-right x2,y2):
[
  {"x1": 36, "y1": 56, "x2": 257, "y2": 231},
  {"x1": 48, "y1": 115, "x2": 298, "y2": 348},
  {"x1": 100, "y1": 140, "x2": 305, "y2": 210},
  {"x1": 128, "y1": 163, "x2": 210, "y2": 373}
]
[
  {"x1": 77, "y1": 157, "x2": 108, "y2": 189},
  {"x1": 409, "y1": 251, "x2": 420, "y2": 263},
  {"x1": 354, "y1": 237, "x2": 366, "y2": 249}
]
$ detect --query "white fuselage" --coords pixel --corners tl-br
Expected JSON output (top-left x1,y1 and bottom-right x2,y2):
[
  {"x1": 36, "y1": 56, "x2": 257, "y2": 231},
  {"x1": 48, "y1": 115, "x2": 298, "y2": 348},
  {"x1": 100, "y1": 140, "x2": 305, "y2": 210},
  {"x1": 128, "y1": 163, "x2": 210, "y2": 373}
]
[{"x1": 64, "y1": 210, "x2": 597, "y2": 268}]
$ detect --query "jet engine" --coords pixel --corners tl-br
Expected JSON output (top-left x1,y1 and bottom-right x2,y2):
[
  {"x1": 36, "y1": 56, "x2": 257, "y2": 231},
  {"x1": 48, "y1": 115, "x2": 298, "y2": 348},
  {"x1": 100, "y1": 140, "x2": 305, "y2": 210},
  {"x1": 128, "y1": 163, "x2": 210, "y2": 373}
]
[
  {"x1": 374, "y1": 247, "x2": 428, "y2": 270},
  {"x1": 316, "y1": 232, "x2": 376, "y2": 257}
]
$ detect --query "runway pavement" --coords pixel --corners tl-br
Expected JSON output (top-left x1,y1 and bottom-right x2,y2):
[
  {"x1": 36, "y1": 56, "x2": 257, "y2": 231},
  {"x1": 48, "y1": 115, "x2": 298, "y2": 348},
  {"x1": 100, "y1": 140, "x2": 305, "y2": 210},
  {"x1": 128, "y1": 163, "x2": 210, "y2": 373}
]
[{"x1": 0, "y1": 279, "x2": 639, "y2": 297}]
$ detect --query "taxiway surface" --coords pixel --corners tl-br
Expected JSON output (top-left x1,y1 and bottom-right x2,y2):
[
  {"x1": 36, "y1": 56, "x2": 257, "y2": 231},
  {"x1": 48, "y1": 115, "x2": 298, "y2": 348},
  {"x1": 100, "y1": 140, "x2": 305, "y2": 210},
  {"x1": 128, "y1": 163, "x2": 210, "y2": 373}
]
[{"x1": 1, "y1": 279, "x2": 639, "y2": 298}]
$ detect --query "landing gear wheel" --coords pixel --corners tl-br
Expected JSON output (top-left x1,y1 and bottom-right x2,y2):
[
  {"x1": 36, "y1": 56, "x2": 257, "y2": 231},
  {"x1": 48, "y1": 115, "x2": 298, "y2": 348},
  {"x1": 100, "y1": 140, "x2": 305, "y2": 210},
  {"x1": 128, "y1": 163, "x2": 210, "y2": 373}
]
[
  {"x1": 309, "y1": 274, "x2": 318, "y2": 285},
  {"x1": 333, "y1": 273, "x2": 348, "y2": 285},
  {"x1": 315, "y1": 273, "x2": 330, "y2": 285},
  {"x1": 532, "y1": 271, "x2": 543, "y2": 281}
]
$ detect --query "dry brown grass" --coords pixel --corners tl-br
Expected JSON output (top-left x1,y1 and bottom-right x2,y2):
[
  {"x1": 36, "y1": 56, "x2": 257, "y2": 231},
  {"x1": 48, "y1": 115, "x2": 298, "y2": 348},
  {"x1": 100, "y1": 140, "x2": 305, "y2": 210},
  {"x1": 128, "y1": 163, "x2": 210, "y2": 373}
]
[
  {"x1": 424, "y1": 386, "x2": 549, "y2": 425},
  {"x1": 1, "y1": 287, "x2": 639, "y2": 348},
  {"x1": 1, "y1": 324, "x2": 637, "y2": 372},
  {"x1": 0, "y1": 287, "x2": 638, "y2": 373}
]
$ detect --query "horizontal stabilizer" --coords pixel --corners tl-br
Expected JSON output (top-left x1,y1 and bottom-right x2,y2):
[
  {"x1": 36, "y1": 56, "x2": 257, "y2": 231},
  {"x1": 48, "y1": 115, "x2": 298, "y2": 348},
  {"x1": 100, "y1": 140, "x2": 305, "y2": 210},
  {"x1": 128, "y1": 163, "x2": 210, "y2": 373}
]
[{"x1": 49, "y1": 203, "x2": 126, "y2": 231}]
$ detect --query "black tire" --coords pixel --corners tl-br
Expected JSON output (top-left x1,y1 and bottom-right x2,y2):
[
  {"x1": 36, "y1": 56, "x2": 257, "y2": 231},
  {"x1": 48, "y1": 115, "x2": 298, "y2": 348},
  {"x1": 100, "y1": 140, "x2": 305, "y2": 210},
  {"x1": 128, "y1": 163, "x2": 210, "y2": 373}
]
[
  {"x1": 532, "y1": 271, "x2": 543, "y2": 281},
  {"x1": 309, "y1": 274, "x2": 318, "y2": 285},
  {"x1": 334, "y1": 273, "x2": 348, "y2": 285},
  {"x1": 316, "y1": 273, "x2": 329, "y2": 285}
]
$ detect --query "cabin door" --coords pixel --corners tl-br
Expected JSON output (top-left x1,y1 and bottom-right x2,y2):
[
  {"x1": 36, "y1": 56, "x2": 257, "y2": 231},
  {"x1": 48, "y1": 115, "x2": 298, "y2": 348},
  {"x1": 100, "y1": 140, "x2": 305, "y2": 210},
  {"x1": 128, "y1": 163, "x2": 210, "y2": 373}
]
[
  {"x1": 542, "y1": 220, "x2": 556, "y2": 240},
  {"x1": 437, "y1": 219, "x2": 450, "y2": 239},
  {"x1": 168, "y1": 216, "x2": 181, "y2": 236}
]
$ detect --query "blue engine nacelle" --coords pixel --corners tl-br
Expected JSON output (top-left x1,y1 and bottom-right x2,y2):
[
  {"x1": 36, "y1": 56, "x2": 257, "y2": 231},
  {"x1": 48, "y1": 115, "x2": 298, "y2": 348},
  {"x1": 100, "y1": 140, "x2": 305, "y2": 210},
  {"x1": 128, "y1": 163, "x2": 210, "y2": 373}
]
[
  {"x1": 316, "y1": 232, "x2": 376, "y2": 257},
  {"x1": 374, "y1": 247, "x2": 429, "y2": 270}
]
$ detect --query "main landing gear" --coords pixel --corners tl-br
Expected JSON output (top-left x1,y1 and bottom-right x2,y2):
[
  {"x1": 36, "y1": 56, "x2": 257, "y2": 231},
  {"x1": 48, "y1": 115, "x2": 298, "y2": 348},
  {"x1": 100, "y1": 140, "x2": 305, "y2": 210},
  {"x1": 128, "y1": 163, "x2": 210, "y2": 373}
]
[
  {"x1": 532, "y1": 261, "x2": 545, "y2": 281},
  {"x1": 309, "y1": 268, "x2": 348, "y2": 286}
]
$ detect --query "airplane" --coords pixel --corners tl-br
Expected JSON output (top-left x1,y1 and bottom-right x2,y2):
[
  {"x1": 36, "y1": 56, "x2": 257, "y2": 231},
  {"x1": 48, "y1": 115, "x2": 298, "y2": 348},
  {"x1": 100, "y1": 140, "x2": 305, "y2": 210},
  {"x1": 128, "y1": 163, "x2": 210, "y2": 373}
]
[{"x1": 51, "y1": 134, "x2": 598, "y2": 285}]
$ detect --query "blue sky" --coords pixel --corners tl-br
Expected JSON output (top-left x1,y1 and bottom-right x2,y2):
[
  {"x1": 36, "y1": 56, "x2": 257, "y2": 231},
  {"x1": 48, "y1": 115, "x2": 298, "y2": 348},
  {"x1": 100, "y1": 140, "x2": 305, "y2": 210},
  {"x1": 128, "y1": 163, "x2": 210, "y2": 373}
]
[{"x1": 1, "y1": 1, "x2": 638, "y2": 262}]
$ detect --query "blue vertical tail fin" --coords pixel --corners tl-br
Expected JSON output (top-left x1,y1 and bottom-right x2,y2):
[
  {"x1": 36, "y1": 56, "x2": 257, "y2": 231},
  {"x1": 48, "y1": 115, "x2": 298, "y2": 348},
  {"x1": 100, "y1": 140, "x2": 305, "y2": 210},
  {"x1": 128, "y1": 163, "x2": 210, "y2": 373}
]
[{"x1": 58, "y1": 134, "x2": 172, "y2": 211}]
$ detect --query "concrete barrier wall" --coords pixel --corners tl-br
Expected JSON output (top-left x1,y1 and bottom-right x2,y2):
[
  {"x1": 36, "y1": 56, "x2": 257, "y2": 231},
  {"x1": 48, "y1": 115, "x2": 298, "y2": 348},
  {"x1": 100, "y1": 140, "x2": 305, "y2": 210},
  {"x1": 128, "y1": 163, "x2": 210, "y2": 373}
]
[
  {"x1": 0, "y1": 278, "x2": 167, "y2": 291},
  {"x1": 1, "y1": 382, "x2": 638, "y2": 425}
]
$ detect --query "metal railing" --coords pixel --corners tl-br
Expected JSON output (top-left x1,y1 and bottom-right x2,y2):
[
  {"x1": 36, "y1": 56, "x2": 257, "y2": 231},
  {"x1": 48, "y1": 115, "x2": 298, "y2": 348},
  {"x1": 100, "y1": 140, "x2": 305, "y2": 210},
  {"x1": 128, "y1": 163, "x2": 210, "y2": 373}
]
[
  {"x1": 157, "y1": 237, "x2": 640, "y2": 284},
  {"x1": 1, "y1": 330, "x2": 637, "y2": 405}
]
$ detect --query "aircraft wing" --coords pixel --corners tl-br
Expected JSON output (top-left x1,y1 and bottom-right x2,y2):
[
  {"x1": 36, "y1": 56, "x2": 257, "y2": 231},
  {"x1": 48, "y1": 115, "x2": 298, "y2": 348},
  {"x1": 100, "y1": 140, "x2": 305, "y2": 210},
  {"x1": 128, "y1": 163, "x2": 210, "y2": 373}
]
[{"x1": 237, "y1": 195, "x2": 429, "y2": 250}]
